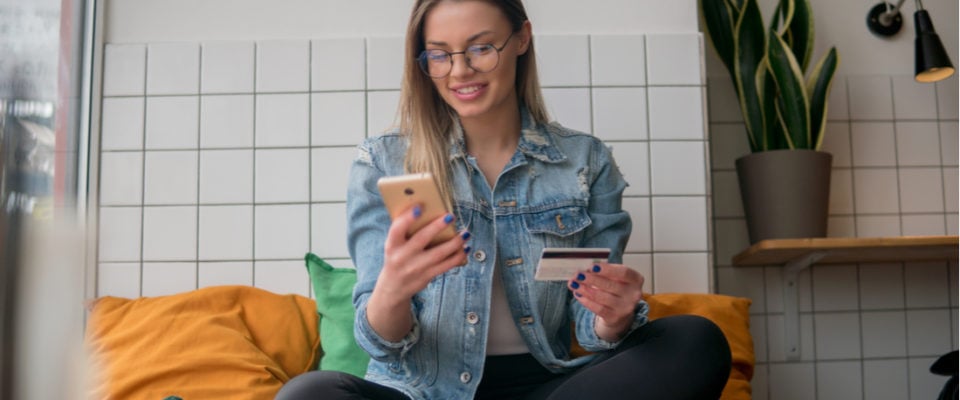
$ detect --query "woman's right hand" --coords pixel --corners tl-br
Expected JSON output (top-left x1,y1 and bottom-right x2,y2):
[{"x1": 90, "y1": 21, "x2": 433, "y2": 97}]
[{"x1": 366, "y1": 205, "x2": 469, "y2": 342}]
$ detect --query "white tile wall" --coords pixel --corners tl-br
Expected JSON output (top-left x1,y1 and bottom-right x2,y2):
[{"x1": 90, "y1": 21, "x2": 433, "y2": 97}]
[
  {"x1": 143, "y1": 151, "x2": 198, "y2": 205},
  {"x1": 142, "y1": 206, "x2": 197, "y2": 261},
  {"x1": 710, "y1": 72, "x2": 958, "y2": 399},
  {"x1": 589, "y1": 35, "x2": 646, "y2": 87},
  {"x1": 255, "y1": 94, "x2": 310, "y2": 147},
  {"x1": 200, "y1": 95, "x2": 254, "y2": 148},
  {"x1": 96, "y1": 34, "x2": 712, "y2": 370},
  {"x1": 645, "y1": 34, "x2": 702, "y2": 86},
  {"x1": 100, "y1": 97, "x2": 145, "y2": 151},
  {"x1": 591, "y1": 88, "x2": 647, "y2": 141},
  {"x1": 647, "y1": 86, "x2": 705, "y2": 140},
  {"x1": 312, "y1": 38, "x2": 366, "y2": 91},
  {"x1": 864, "y1": 359, "x2": 910, "y2": 400},
  {"x1": 201, "y1": 42, "x2": 255, "y2": 94},
  {"x1": 608, "y1": 142, "x2": 649, "y2": 196},
  {"x1": 99, "y1": 152, "x2": 143, "y2": 206},
  {"x1": 199, "y1": 149, "x2": 254, "y2": 204},
  {"x1": 816, "y1": 361, "x2": 863, "y2": 400},
  {"x1": 198, "y1": 205, "x2": 253, "y2": 260},
  {"x1": 145, "y1": 96, "x2": 199, "y2": 149},
  {"x1": 541, "y1": 87, "x2": 591, "y2": 133},
  {"x1": 103, "y1": 44, "x2": 145, "y2": 96},
  {"x1": 312, "y1": 92, "x2": 366, "y2": 146},
  {"x1": 536, "y1": 35, "x2": 590, "y2": 87},
  {"x1": 199, "y1": 261, "x2": 253, "y2": 287},
  {"x1": 366, "y1": 37, "x2": 404, "y2": 91},
  {"x1": 256, "y1": 40, "x2": 310, "y2": 93},
  {"x1": 146, "y1": 43, "x2": 199, "y2": 95}
]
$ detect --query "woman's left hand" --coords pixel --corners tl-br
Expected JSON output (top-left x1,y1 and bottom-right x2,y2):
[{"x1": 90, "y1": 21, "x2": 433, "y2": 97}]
[{"x1": 568, "y1": 262, "x2": 645, "y2": 342}]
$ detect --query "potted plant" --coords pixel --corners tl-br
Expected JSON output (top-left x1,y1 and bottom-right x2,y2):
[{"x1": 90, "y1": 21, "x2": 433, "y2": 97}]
[{"x1": 700, "y1": 0, "x2": 840, "y2": 244}]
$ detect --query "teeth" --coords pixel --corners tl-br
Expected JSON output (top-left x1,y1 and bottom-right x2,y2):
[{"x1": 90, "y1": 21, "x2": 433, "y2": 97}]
[{"x1": 456, "y1": 86, "x2": 481, "y2": 94}]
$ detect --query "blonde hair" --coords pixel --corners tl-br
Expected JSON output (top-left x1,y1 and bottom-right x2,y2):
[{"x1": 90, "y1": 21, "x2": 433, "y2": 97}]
[{"x1": 399, "y1": 0, "x2": 549, "y2": 208}]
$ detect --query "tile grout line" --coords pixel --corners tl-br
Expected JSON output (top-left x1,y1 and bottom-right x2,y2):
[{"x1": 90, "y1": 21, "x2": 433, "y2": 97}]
[
  {"x1": 139, "y1": 45, "x2": 148, "y2": 297},
  {"x1": 308, "y1": 40, "x2": 314, "y2": 297},
  {"x1": 195, "y1": 43, "x2": 202, "y2": 290},
  {"x1": 252, "y1": 41, "x2": 259, "y2": 288},
  {"x1": 642, "y1": 34, "x2": 656, "y2": 290}
]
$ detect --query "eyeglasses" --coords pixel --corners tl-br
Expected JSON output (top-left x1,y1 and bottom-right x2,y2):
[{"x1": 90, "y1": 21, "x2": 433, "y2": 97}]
[{"x1": 417, "y1": 32, "x2": 515, "y2": 78}]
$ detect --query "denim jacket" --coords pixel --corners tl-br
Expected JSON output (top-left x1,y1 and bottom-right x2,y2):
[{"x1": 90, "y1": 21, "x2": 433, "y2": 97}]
[{"x1": 346, "y1": 108, "x2": 648, "y2": 400}]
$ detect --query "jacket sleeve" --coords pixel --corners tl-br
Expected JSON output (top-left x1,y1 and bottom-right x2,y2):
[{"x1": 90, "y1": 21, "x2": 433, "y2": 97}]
[
  {"x1": 347, "y1": 138, "x2": 421, "y2": 362},
  {"x1": 570, "y1": 140, "x2": 649, "y2": 352}
]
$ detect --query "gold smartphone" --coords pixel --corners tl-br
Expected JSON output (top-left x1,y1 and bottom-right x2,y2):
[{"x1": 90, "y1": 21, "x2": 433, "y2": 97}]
[{"x1": 377, "y1": 172, "x2": 457, "y2": 246}]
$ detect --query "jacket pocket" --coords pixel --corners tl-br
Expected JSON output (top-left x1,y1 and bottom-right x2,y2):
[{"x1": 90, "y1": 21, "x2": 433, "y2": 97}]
[{"x1": 522, "y1": 205, "x2": 592, "y2": 247}]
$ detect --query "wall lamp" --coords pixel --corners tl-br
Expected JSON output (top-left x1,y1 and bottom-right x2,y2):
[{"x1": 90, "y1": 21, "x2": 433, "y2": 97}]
[{"x1": 866, "y1": 0, "x2": 955, "y2": 82}]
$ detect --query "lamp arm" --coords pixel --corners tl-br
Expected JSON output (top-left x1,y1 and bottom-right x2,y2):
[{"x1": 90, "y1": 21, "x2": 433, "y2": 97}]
[{"x1": 879, "y1": 0, "x2": 907, "y2": 26}]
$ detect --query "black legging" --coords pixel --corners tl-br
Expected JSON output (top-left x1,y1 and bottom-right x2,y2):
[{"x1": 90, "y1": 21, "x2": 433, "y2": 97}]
[{"x1": 276, "y1": 314, "x2": 732, "y2": 400}]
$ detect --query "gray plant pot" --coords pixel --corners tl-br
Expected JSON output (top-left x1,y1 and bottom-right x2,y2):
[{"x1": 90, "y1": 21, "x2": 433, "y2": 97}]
[{"x1": 735, "y1": 149, "x2": 833, "y2": 244}]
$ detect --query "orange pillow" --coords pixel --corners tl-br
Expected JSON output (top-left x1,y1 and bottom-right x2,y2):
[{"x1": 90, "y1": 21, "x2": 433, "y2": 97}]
[
  {"x1": 644, "y1": 293, "x2": 754, "y2": 400},
  {"x1": 569, "y1": 293, "x2": 754, "y2": 400},
  {"x1": 84, "y1": 285, "x2": 321, "y2": 400}
]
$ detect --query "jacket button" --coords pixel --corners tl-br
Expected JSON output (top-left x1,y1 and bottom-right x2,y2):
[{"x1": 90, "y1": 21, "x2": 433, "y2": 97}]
[
  {"x1": 460, "y1": 372, "x2": 472, "y2": 383},
  {"x1": 473, "y1": 250, "x2": 486, "y2": 262},
  {"x1": 466, "y1": 312, "x2": 479, "y2": 324}
]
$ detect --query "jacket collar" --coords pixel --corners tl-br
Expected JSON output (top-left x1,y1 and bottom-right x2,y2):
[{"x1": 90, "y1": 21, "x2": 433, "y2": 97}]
[{"x1": 447, "y1": 104, "x2": 567, "y2": 163}]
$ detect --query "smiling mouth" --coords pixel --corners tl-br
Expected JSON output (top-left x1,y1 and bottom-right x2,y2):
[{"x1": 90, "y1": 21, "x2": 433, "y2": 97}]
[{"x1": 454, "y1": 85, "x2": 483, "y2": 95}]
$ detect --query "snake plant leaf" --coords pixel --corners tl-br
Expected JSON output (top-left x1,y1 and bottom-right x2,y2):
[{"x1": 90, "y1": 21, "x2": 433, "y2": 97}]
[
  {"x1": 755, "y1": 65, "x2": 786, "y2": 151},
  {"x1": 700, "y1": 0, "x2": 738, "y2": 73},
  {"x1": 784, "y1": 0, "x2": 814, "y2": 70},
  {"x1": 772, "y1": 0, "x2": 795, "y2": 36},
  {"x1": 767, "y1": 29, "x2": 810, "y2": 149},
  {"x1": 734, "y1": 0, "x2": 766, "y2": 151},
  {"x1": 807, "y1": 47, "x2": 839, "y2": 150}
]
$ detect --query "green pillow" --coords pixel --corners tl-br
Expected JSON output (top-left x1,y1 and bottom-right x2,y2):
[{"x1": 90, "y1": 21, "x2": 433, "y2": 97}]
[{"x1": 304, "y1": 253, "x2": 370, "y2": 377}]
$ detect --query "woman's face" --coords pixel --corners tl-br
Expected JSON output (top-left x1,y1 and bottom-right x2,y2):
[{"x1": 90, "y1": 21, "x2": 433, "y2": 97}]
[{"x1": 421, "y1": 1, "x2": 529, "y2": 123}]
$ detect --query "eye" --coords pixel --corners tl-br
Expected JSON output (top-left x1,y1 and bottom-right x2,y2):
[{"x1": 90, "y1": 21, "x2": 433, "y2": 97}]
[
  {"x1": 424, "y1": 50, "x2": 450, "y2": 63},
  {"x1": 467, "y1": 44, "x2": 495, "y2": 56}
]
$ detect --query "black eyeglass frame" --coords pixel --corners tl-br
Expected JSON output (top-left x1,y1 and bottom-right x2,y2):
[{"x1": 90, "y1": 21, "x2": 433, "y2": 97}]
[{"x1": 417, "y1": 31, "x2": 516, "y2": 78}]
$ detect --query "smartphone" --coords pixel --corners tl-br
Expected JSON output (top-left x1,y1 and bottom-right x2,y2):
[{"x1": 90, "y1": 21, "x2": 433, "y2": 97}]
[{"x1": 377, "y1": 172, "x2": 457, "y2": 246}]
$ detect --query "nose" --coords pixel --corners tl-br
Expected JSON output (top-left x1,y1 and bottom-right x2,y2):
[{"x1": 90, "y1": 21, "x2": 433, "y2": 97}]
[{"x1": 449, "y1": 53, "x2": 474, "y2": 78}]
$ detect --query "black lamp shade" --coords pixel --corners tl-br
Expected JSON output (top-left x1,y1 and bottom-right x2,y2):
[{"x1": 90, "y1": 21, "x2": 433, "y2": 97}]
[{"x1": 914, "y1": 10, "x2": 955, "y2": 83}]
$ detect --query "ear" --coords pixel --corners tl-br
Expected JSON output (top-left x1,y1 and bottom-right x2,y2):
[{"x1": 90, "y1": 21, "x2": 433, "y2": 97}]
[{"x1": 516, "y1": 20, "x2": 533, "y2": 55}]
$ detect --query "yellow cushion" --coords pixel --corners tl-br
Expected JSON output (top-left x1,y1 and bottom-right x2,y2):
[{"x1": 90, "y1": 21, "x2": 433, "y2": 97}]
[
  {"x1": 569, "y1": 293, "x2": 754, "y2": 400},
  {"x1": 84, "y1": 285, "x2": 321, "y2": 400},
  {"x1": 644, "y1": 293, "x2": 754, "y2": 400}
]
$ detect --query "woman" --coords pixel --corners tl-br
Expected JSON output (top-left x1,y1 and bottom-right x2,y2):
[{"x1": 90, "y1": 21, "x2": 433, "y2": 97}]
[{"x1": 278, "y1": 1, "x2": 731, "y2": 399}]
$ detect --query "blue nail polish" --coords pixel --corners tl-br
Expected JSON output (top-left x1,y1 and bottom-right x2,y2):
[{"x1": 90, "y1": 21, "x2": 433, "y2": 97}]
[
  {"x1": 571, "y1": 281, "x2": 580, "y2": 289},
  {"x1": 577, "y1": 273, "x2": 586, "y2": 281},
  {"x1": 592, "y1": 265, "x2": 601, "y2": 273},
  {"x1": 461, "y1": 231, "x2": 471, "y2": 240},
  {"x1": 443, "y1": 214, "x2": 454, "y2": 224},
  {"x1": 574, "y1": 292, "x2": 582, "y2": 298},
  {"x1": 412, "y1": 206, "x2": 422, "y2": 218},
  {"x1": 463, "y1": 246, "x2": 472, "y2": 254}
]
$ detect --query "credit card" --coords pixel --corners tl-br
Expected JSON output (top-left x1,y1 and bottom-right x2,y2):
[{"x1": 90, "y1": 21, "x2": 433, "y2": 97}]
[{"x1": 534, "y1": 248, "x2": 611, "y2": 281}]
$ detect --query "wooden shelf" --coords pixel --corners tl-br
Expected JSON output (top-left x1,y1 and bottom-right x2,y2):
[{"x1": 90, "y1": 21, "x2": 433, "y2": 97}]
[
  {"x1": 733, "y1": 235, "x2": 959, "y2": 266},
  {"x1": 731, "y1": 235, "x2": 957, "y2": 361}
]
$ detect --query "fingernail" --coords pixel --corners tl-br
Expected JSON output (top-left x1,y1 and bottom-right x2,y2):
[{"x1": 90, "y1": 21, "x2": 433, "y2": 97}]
[
  {"x1": 574, "y1": 292, "x2": 582, "y2": 298},
  {"x1": 443, "y1": 214, "x2": 454, "y2": 224},
  {"x1": 461, "y1": 231, "x2": 471, "y2": 240},
  {"x1": 463, "y1": 246, "x2": 472, "y2": 254},
  {"x1": 412, "y1": 206, "x2": 422, "y2": 218},
  {"x1": 577, "y1": 273, "x2": 586, "y2": 281},
  {"x1": 570, "y1": 281, "x2": 580, "y2": 289},
  {"x1": 592, "y1": 265, "x2": 601, "y2": 273}
]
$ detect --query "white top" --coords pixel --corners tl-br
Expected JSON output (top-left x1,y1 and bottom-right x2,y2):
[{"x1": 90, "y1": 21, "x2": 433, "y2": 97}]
[{"x1": 485, "y1": 264, "x2": 529, "y2": 355}]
